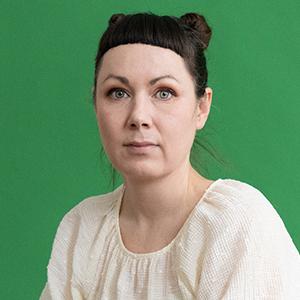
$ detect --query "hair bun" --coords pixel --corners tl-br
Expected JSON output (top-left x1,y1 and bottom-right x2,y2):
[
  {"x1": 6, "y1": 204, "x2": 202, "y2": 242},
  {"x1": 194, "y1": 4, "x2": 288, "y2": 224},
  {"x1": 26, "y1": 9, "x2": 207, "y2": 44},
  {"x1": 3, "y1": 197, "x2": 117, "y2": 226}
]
[
  {"x1": 180, "y1": 13, "x2": 212, "y2": 49},
  {"x1": 108, "y1": 13, "x2": 126, "y2": 26}
]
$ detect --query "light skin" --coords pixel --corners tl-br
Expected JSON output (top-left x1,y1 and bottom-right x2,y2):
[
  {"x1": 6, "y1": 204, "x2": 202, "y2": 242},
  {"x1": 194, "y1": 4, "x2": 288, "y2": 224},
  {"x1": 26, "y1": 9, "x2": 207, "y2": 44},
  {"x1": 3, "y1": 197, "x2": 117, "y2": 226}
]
[{"x1": 94, "y1": 43, "x2": 213, "y2": 253}]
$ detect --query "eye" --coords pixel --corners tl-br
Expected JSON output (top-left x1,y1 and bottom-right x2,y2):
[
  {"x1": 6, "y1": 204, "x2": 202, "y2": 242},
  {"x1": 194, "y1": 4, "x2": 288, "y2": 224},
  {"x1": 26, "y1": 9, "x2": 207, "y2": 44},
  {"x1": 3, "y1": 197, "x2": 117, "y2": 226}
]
[
  {"x1": 155, "y1": 89, "x2": 176, "y2": 101},
  {"x1": 107, "y1": 88, "x2": 129, "y2": 100}
]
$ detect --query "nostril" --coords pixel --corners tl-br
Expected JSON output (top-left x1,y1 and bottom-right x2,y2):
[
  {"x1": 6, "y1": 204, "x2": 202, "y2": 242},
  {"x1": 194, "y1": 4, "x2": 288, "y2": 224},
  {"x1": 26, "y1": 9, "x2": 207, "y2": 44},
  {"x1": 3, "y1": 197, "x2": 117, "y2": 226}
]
[{"x1": 129, "y1": 121, "x2": 149, "y2": 128}]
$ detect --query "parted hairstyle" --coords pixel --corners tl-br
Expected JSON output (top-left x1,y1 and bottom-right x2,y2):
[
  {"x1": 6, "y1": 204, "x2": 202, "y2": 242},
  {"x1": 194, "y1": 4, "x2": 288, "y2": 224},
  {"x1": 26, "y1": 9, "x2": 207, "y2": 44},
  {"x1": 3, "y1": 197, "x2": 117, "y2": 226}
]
[{"x1": 92, "y1": 12, "x2": 230, "y2": 185}]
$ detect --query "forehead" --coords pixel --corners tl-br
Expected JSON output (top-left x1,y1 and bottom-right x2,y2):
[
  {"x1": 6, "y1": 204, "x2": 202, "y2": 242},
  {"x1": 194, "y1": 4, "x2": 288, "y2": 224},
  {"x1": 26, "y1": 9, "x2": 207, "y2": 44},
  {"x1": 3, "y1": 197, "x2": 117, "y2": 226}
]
[{"x1": 98, "y1": 43, "x2": 191, "y2": 82}]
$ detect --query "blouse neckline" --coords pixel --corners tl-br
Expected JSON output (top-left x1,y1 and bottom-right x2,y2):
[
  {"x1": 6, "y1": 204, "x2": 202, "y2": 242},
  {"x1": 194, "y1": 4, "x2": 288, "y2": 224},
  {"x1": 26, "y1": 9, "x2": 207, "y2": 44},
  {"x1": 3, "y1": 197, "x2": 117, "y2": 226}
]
[{"x1": 113, "y1": 178, "x2": 223, "y2": 259}]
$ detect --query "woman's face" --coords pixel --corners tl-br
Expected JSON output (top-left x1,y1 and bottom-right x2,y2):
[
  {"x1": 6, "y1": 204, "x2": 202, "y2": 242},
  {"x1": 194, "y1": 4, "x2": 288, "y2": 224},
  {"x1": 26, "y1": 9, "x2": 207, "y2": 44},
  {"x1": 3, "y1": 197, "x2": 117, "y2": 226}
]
[{"x1": 95, "y1": 43, "x2": 212, "y2": 181}]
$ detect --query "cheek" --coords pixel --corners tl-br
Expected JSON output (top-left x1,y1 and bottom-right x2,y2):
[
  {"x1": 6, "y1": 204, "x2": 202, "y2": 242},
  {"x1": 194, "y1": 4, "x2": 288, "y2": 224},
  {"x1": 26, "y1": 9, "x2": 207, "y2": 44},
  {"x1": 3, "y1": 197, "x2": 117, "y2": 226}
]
[
  {"x1": 167, "y1": 108, "x2": 197, "y2": 135},
  {"x1": 96, "y1": 109, "x2": 119, "y2": 143},
  {"x1": 162, "y1": 113, "x2": 196, "y2": 152}
]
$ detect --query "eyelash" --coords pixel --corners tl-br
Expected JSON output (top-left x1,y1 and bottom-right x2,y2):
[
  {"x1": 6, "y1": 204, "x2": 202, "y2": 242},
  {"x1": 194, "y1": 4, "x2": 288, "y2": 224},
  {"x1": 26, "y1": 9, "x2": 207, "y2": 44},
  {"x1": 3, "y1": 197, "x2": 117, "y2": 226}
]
[{"x1": 106, "y1": 87, "x2": 176, "y2": 101}]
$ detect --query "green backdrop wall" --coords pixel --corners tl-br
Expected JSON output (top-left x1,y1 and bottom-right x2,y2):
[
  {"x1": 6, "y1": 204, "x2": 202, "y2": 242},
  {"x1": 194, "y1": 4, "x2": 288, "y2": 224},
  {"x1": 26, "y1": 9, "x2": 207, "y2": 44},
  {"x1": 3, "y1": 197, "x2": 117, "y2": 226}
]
[{"x1": 1, "y1": 1, "x2": 299, "y2": 298}]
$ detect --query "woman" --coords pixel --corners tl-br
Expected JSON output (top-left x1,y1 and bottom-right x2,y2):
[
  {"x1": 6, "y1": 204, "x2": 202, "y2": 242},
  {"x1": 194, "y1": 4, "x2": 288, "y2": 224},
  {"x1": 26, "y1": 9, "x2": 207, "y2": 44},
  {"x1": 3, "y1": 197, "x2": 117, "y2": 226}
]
[{"x1": 40, "y1": 12, "x2": 300, "y2": 299}]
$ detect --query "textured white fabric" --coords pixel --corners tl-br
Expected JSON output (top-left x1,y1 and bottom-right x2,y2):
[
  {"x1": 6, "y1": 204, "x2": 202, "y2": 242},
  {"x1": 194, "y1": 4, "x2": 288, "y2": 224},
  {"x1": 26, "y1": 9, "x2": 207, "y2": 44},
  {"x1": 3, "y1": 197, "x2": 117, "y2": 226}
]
[{"x1": 40, "y1": 178, "x2": 300, "y2": 299}]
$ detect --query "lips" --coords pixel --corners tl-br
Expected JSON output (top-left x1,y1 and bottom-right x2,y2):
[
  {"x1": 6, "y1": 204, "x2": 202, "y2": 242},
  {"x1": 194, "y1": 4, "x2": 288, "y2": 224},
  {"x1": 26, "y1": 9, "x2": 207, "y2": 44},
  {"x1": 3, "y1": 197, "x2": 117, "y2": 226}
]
[
  {"x1": 125, "y1": 141, "x2": 158, "y2": 147},
  {"x1": 123, "y1": 140, "x2": 158, "y2": 154}
]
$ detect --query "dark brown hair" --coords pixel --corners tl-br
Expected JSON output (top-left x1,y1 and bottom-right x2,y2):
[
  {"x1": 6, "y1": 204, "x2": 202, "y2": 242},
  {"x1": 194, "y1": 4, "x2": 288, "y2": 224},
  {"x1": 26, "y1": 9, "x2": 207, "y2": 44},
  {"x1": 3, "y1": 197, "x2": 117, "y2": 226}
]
[{"x1": 92, "y1": 12, "x2": 212, "y2": 103}]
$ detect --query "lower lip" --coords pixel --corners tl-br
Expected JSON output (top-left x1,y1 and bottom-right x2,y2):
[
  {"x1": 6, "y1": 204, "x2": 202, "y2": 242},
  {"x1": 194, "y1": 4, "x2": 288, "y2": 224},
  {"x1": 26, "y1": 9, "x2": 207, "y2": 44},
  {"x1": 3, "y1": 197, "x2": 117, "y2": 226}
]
[{"x1": 125, "y1": 145, "x2": 158, "y2": 154}]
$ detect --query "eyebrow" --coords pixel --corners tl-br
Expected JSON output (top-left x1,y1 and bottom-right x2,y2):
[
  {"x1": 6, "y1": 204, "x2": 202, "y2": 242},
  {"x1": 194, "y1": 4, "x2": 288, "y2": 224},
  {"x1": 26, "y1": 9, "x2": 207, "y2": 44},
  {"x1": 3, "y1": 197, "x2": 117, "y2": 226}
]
[{"x1": 101, "y1": 74, "x2": 179, "y2": 85}]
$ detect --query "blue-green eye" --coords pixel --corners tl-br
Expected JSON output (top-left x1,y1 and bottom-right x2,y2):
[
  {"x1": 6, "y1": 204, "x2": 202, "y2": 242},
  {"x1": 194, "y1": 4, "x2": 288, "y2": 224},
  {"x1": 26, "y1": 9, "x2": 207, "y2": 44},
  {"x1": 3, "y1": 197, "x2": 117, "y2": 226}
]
[
  {"x1": 108, "y1": 88, "x2": 129, "y2": 100},
  {"x1": 156, "y1": 89, "x2": 175, "y2": 100}
]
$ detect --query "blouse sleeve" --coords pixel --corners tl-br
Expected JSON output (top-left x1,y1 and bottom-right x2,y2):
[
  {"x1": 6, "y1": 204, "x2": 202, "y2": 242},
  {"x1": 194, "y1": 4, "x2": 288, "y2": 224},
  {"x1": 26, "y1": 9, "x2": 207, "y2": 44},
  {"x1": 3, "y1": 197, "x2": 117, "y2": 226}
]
[
  {"x1": 39, "y1": 282, "x2": 52, "y2": 300},
  {"x1": 196, "y1": 185, "x2": 300, "y2": 299},
  {"x1": 40, "y1": 190, "x2": 118, "y2": 300}
]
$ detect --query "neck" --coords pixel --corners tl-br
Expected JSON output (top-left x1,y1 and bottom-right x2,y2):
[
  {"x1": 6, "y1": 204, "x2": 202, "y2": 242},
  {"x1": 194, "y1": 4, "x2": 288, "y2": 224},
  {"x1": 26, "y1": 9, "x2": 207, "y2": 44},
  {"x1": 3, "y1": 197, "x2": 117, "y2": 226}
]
[{"x1": 120, "y1": 162, "x2": 210, "y2": 226}]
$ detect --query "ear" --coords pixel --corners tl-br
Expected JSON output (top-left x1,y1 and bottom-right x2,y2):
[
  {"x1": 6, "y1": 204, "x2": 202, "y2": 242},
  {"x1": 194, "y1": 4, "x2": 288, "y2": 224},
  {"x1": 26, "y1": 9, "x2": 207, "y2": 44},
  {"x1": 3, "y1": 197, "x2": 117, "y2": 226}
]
[{"x1": 195, "y1": 87, "x2": 213, "y2": 130}]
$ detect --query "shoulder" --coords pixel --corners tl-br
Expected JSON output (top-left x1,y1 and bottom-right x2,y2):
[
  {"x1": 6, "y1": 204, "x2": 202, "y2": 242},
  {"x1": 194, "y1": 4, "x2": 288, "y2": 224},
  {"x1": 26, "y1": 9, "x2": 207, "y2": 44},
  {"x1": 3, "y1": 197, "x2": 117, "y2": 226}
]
[
  {"x1": 194, "y1": 179, "x2": 300, "y2": 298},
  {"x1": 49, "y1": 183, "x2": 124, "y2": 246},
  {"x1": 46, "y1": 185, "x2": 124, "y2": 298},
  {"x1": 59, "y1": 184, "x2": 124, "y2": 226},
  {"x1": 75, "y1": 184, "x2": 124, "y2": 215},
  {"x1": 197, "y1": 178, "x2": 298, "y2": 249},
  {"x1": 48, "y1": 184, "x2": 124, "y2": 263},
  {"x1": 48, "y1": 185, "x2": 125, "y2": 254},
  {"x1": 199, "y1": 178, "x2": 299, "y2": 254},
  {"x1": 201, "y1": 178, "x2": 279, "y2": 224}
]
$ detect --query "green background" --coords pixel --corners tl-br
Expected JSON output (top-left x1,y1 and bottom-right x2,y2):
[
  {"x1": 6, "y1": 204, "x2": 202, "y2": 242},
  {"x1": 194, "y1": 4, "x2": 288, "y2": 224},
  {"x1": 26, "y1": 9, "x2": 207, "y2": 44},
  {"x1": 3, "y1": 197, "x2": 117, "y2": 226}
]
[{"x1": 1, "y1": 1, "x2": 299, "y2": 298}]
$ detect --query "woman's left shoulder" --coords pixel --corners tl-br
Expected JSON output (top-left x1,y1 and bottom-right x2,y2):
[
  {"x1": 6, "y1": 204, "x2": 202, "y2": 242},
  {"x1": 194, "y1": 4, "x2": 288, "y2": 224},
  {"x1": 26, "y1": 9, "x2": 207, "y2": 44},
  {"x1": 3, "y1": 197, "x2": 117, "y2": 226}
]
[
  {"x1": 194, "y1": 183, "x2": 300, "y2": 298},
  {"x1": 203, "y1": 178, "x2": 300, "y2": 251},
  {"x1": 201, "y1": 178, "x2": 300, "y2": 256},
  {"x1": 206, "y1": 178, "x2": 279, "y2": 220},
  {"x1": 199, "y1": 178, "x2": 297, "y2": 245}
]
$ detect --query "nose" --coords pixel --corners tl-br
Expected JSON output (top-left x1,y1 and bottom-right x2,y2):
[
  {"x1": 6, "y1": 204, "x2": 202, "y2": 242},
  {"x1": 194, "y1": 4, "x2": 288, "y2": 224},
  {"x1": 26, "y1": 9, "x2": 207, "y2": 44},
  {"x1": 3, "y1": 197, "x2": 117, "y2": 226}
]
[{"x1": 127, "y1": 96, "x2": 152, "y2": 130}]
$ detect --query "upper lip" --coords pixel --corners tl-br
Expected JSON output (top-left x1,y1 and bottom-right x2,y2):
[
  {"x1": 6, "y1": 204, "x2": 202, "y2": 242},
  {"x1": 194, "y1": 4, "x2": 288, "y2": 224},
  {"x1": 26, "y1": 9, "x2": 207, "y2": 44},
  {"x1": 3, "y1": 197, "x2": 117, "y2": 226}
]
[{"x1": 124, "y1": 141, "x2": 158, "y2": 147}]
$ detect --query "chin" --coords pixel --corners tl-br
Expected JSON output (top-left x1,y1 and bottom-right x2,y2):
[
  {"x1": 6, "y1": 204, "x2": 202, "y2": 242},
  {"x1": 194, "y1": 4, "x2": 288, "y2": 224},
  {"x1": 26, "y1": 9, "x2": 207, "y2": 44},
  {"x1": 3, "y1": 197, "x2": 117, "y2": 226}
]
[{"x1": 117, "y1": 162, "x2": 165, "y2": 182}]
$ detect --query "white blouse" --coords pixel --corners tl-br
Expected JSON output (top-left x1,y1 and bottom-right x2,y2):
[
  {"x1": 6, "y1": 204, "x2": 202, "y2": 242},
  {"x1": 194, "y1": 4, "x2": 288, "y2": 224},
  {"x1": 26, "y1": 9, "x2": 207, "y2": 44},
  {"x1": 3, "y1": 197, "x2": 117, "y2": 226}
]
[{"x1": 40, "y1": 178, "x2": 300, "y2": 299}]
